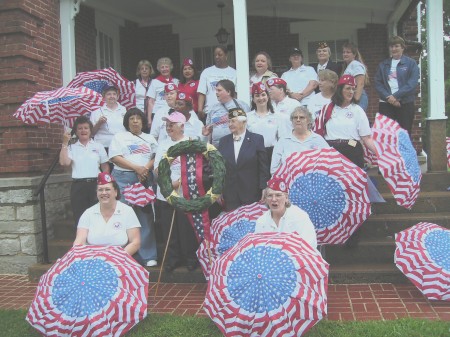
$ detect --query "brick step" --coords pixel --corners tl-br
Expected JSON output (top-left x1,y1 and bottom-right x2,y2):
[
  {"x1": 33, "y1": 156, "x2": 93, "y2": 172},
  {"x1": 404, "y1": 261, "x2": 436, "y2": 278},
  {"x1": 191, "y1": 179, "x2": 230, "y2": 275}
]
[
  {"x1": 367, "y1": 170, "x2": 450, "y2": 193},
  {"x1": 372, "y1": 191, "x2": 450, "y2": 214},
  {"x1": 358, "y1": 212, "x2": 450, "y2": 239}
]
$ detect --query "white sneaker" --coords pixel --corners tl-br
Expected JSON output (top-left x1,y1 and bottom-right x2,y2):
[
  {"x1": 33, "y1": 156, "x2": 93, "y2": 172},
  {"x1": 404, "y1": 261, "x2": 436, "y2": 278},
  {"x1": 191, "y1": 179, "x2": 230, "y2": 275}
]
[{"x1": 146, "y1": 260, "x2": 158, "y2": 267}]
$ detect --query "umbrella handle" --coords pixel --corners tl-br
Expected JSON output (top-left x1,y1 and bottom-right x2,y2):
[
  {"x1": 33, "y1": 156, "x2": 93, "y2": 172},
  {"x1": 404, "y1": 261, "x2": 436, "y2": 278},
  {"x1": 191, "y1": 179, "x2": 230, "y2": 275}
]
[{"x1": 154, "y1": 208, "x2": 176, "y2": 299}]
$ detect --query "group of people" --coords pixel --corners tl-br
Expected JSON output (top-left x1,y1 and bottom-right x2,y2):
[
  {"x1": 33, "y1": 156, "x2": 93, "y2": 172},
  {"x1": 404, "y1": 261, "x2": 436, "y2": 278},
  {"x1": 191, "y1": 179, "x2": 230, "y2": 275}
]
[{"x1": 61, "y1": 35, "x2": 419, "y2": 272}]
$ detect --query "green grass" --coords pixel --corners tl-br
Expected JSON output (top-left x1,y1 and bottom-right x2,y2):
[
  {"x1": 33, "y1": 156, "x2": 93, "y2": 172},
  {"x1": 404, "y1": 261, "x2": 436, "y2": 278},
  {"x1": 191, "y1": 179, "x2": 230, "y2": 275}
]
[{"x1": 5, "y1": 310, "x2": 450, "y2": 337}]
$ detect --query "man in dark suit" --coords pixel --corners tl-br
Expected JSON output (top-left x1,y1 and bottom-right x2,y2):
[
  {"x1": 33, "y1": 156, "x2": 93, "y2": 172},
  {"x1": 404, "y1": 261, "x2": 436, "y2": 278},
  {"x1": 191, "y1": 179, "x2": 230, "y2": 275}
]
[
  {"x1": 309, "y1": 41, "x2": 342, "y2": 76},
  {"x1": 218, "y1": 108, "x2": 270, "y2": 211}
]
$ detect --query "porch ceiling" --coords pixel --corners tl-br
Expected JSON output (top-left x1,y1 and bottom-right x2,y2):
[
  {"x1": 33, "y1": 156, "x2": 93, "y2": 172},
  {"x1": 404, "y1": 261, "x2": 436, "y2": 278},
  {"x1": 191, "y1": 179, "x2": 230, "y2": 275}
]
[{"x1": 83, "y1": 0, "x2": 415, "y2": 27}]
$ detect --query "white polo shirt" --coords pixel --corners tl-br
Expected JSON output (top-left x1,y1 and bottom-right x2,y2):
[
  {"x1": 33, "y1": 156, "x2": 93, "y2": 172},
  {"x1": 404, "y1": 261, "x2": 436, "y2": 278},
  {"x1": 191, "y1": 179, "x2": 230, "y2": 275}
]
[
  {"x1": 78, "y1": 201, "x2": 141, "y2": 247},
  {"x1": 247, "y1": 110, "x2": 291, "y2": 148},
  {"x1": 273, "y1": 96, "x2": 301, "y2": 117},
  {"x1": 90, "y1": 104, "x2": 127, "y2": 148},
  {"x1": 281, "y1": 65, "x2": 318, "y2": 105},
  {"x1": 68, "y1": 139, "x2": 108, "y2": 179},
  {"x1": 324, "y1": 104, "x2": 371, "y2": 141}
]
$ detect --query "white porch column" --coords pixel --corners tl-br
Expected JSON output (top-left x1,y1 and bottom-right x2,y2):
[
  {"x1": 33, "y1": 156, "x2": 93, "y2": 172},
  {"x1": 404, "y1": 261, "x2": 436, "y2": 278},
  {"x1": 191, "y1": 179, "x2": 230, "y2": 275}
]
[
  {"x1": 232, "y1": 0, "x2": 250, "y2": 106},
  {"x1": 426, "y1": 0, "x2": 446, "y2": 120},
  {"x1": 60, "y1": 0, "x2": 81, "y2": 85}
]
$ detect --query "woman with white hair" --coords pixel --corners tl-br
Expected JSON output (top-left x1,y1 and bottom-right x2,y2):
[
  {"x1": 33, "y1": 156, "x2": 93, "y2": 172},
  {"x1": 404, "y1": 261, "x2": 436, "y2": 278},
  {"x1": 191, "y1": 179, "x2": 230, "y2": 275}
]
[
  {"x1": 146, "y1": 57, "x2": 179, "y2": 126},
  {"x1": 218, "y1": 108, "x2": 270, "y2": 211},
  {"x1": 309, "y1": 41, "x2": 342, "y2": 75}
]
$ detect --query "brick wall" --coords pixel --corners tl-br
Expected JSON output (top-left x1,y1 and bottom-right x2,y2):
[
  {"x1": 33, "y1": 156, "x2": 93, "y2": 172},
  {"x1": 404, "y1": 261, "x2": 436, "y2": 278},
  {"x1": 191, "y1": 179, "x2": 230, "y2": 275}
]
[
  {"x1": 75, "y1": 5, "x2": 97, "y2": 72},
  {"x1": 120, "y1": 22, "x2": 180, "y2": 81},
  {"x1": 0, "y1": 0, "x2": 64, "y2": 177}
]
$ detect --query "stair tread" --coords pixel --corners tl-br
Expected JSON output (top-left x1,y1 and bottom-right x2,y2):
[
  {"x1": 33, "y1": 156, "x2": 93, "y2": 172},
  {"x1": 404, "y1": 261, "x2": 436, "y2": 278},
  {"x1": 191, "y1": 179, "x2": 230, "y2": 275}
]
[{"x1": 330, "y1": 263, "x2": 399, "y2": 273}]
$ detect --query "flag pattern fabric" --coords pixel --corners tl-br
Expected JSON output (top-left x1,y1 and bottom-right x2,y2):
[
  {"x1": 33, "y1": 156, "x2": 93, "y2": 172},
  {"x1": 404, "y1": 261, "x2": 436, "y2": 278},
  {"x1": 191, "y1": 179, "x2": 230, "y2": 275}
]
[
  {"x1": 26, "y1": 245, "x2": 149, "y2": 336},
  {"x1": 68, "y1": 67, "x2": 136, "y2": 109},
  {"x1": 363, "y1": 144, "x2": 378, "y2": 167},
  {"x1": 123, "y1": 182, "x2": 156, "y2": 207},
  {"x1": 13, "y1": 87, "x2": 103, "y2": 127},
  {"x1": 372, "y1": 113, "x2": 421, "y2": 209},
  {"x1": 128, "y1": 144, "x2": 151, "y2": 155},
  {"x1": 446, "y1": 137, "x2": 450, "y2": 169},
  {"x1": 204, "y1": 232, "x2": 328, "y2": 337},
  {"x1": 196, "y1": 202, "x2": 267, "y2": 279},
  {"x1": 395, "y1": 222, "x2": 450, "y2": 301},
  {"x1": 273, "y1": 148, "x2": 371, "y2": 245}
]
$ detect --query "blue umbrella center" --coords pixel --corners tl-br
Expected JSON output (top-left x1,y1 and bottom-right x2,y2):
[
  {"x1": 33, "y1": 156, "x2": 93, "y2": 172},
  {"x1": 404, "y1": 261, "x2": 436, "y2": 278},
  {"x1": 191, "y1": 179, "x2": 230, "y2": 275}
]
[
  {"x1": 43, "y1": 95, "x2": 80, "y2": 105},
  {"x1": 84, "y1": 80, "x2": 110, "y2": 94},
  {"x1": 398, "y1": 131, "x2": 421, "y2": 183},
  {"x1": 218, "y1": 220, "x2": 256, "y2": 255},
  {"x1": 52, "y1": 259, "x2": 119, "y2": 317},
  {"x1": 289, "y1": 173, "x2": 346, "y2": 229},
  {"x1": 227, "y1": 246, "x2": 296, "y2": 313},
  {"x1": 424, "y1": 230, "x2": 450, "y2": 271}
]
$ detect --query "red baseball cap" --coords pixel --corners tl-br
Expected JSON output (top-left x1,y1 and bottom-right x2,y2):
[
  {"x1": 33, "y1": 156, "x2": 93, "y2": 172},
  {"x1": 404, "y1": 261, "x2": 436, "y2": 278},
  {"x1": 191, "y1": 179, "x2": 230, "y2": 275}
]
[
  {"x1": 338, "y1": 75, "x2": 356, "y2": 87},
  {"x1": 97, "y1": 172, "x2": 115, "y2": 185}
]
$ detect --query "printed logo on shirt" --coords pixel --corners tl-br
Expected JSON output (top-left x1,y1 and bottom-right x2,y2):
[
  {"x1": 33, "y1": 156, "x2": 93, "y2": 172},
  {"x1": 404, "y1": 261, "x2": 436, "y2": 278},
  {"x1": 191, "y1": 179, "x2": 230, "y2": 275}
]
[
  {"x1": 128, "y1": 144, "x2": 150, "y2": 155},
  {"x1": 113, "y1": 222, "x2": 122, "y2": 229},
  {"x1": 212, "y1": 114, "x2": 228, "y2": 126},
  {"x1": 158, "y1": 91, "x2": 165, "y2": 99},
  {"x1": 91, "y1": 149, "x2": 99, "y2": 154},
  {"x1": 209, "y1": 81, "x2": 219, "y2": 91},
  {"x1": 190, "y1": 82, "x2": 196, "y2": 87},
  {"x1": 345, "y1": 111, "x2": 353, "y2": 119}
]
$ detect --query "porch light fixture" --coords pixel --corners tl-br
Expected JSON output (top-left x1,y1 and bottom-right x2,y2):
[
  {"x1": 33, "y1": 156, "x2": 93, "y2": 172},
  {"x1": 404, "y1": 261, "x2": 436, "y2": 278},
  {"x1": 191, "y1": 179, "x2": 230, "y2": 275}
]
[{"x1": 215, "y1": 3, "x2": 230, "y2": 44}]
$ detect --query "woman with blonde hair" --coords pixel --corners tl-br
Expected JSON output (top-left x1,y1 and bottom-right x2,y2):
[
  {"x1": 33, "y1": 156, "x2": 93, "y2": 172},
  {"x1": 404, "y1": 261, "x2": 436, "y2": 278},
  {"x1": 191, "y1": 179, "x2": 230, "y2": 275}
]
[
  {"x1": 135, "y1": 60, "x2": 154, "y2": 114},
  {"x1": 250, "y1": 51, "x2": 278, "y2": 86}
]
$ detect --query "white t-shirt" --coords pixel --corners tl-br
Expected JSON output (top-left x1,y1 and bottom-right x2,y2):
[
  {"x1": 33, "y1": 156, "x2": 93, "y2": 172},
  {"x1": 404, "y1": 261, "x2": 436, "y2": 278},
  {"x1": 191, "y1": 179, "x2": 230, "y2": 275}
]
[
  {"x1": 344, "y1": 60, "x2": 366, "y2": 77},
  {"x1": 78, "y1": 201, "x2": 141, "y2": 247},
  {"x1": 281, "y1": 65, "x2": 318, "y2": 105},
  {"x1": 307, "y1": 93, "x2": 332, "y2": 121},
  {"x1": 150, "y1": 107, "x2": 172, "y2": 141},
  {"x1": 255, "y1": 205, "x2": 317, "y2": 248},
  {"x1": 388, "y1": 59, "x2": 401, "y2": 95},
  {"x1": 324, "y1": 104, "x2": 371, "y2": 141},
  {"x1": 68, "y1": 139, "x2": 108, "y2": 179},
  {"x1": 135, "y1": 79, "x2": 151, "y2": 112},
  {"x1": 108, "y1": 131, "x2": 158, "y2": 170},
  {"x1": 246, "y1": 110, "x2": 291, "y2": 148},
  {"x1": 197, "y1": 66, "x2": 237, "y2": 113},
  {"x1": 146, "y1": 77, "x2": 179, "y2": 116},
  {"x1": 273, "y1": 96, "x2": 301, "y2": 117},
  {"x1": 90, "y1": 104, "x2": 127, "y2": 148}
]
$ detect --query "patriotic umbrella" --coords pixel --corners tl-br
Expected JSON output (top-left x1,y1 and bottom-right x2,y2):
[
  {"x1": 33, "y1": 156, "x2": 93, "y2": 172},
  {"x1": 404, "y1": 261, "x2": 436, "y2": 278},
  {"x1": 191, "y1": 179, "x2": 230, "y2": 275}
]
[
  {"x1": 13, "y1": 87, "x2": 103, "y2": 127},
  {"x1": 446, "y1": 137, "x2": 450, "y2": 169},
  {"x1": 68, "y1": 67, "x2": 136, "y2": 109},
  {"x1": 27, "y1": 245, "x2": 149, "y2": 336},
  {"x1": 363, "y1": 144, "x2": 378, "y2": 167},
  {"x1": 395, "y1": 222, "x2": 450, "y2": 301},
  {"x1": 372, "y1": 113, "x2": 422, "y2": 209},
  {"x1": 123, "y1": 182, "x2": 156, "y2": 207},
  {"x1": 196, "y1": 202, "x2": 267, "y2": 279},
  {"x1": 204, "y1": 232, "x2": 328, "y2": 337},
  {"x1": 273, "y1": 148, "x2": 371, "y2": 245}
]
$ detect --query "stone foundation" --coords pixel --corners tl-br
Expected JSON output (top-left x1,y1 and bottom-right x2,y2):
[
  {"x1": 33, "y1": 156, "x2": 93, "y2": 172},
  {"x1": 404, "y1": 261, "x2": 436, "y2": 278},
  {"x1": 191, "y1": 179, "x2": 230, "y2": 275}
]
[{"x1": 0, "y1": 173, "x2": 71, "y2": 274}]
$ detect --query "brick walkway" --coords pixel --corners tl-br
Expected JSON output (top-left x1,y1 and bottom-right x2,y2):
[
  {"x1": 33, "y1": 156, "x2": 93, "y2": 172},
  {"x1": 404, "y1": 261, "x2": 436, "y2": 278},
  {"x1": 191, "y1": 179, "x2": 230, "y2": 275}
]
[{"x1": 1, "y1": 274, "x2": 449, "y2": 321}]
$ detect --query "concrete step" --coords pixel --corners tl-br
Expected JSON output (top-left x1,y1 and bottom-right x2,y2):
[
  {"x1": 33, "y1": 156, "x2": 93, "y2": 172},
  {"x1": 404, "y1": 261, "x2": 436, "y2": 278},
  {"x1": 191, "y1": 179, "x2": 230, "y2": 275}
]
[
  {"x1": 372, "y1": 191, "x2": 450, "y2": 214},
  {"x1": 358, "y1": 212, "x2": 450, "y2": 239}
]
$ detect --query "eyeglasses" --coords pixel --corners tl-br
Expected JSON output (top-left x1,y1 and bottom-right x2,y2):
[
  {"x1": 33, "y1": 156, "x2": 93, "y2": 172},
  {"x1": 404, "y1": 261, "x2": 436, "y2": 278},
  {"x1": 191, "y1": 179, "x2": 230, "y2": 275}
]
[{"x1": 291, "y1": 115, "x2": 307, "y2": 121}]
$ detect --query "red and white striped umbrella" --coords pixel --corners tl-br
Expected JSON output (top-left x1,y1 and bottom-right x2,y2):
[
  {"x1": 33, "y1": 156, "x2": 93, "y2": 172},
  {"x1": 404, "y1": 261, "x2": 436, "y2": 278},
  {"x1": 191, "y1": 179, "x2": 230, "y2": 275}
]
[
  {"x1": 372, "y1": 113, "x2": 422, "y2": 209},
  {"x1": 446, "y1": 137, "x2": 450, "y2": 169},
  {"x1": 26, "y1": 245, "x2": 149, "y2": 336},
  {"x1": 395, "y1": 222, "x2": 450, "y2": 301},
  {"x1": 273, "y1": 148, "x2": 371, "y2": 245},
  {"x1": 196, "y1": 202, "x2": 267, "y2": 279},
  {"x1": 68, "y1": 67, "x2": 136, "y2": 109},
  {"x1": 123, "y1": 182, "x2": 155, "y2": 207},
  {"x1": 204, "y1": 232, "x2": 328, "y2": 336},
  {"x1": 13, "y1": 87, "x2": 103, "y2": 127}
]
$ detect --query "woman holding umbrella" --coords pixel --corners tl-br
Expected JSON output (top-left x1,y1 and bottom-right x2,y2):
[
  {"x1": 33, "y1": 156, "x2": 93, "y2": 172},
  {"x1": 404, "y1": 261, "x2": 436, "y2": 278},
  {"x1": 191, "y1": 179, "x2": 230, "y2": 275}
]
[
  {"x1": 60, "y1": 116, "x2": 110, "y2": 227},
  {"x1": 109, "y1": 108, "x2": 159, "y2": 267},
  {"x1": 73, "y1": 172, "x2": 141, "y2": 256},
  {"x1": 255, "y1": 177, "x2": 317, "y2": 248},
  {"x1": 271, "y1": 106, "x2": 329, "y2": 174}
]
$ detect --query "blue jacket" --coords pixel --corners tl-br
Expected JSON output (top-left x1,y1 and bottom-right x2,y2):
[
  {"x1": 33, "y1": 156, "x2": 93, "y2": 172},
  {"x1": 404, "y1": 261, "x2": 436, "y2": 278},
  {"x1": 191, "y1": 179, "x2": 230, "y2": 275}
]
[{"x1": 374, "y1": 55, "x2": 419, "y2": 104}]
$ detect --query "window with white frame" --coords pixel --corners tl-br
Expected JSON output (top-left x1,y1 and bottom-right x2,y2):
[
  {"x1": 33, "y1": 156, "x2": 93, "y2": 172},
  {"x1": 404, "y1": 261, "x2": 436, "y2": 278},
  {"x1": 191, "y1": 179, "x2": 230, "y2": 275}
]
[
  {"x1": 95, "y1": 11, "x2": 122, "y2": 71},
  {"x1": 98, "y1": 31, "x2": 115, "y2": 69}
]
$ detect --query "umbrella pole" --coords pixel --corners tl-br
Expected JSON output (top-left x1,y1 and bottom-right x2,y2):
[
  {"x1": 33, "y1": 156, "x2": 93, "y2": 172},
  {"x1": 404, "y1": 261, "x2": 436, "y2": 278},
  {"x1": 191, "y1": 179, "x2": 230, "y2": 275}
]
[{"x1": 154, "y1": 208, "x2": 176, "y2": 299}]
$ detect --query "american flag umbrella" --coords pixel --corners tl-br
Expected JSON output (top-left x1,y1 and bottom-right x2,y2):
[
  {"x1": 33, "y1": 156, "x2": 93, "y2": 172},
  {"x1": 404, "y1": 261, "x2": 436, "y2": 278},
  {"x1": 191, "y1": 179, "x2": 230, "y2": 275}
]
[
  {"x1": 273, "y1": 148, "x2": 371, "y2": 245},
  {"x1": 204, "y1": 232, "x2": 328, "y2": 337},
  {"x1": 196, "y1": 202, "x2": 267, "y2": 279},
  {"x1": 68, "y1": 67, "x2": 136, "y2": 109},
  {"x1": 446, "y1": 137, "x2": 450, "y2": 169},
  {"x1": 395, "y1": 222, "x2": 450, "y2": 301},
  {"x1": 13, "y1": 87, "x2": 103, "y2": 127},
  {"x1": 26, "y1": 245, "x2": 149, "y2": 336},
  {"x1": 372, "y1": 113, "x2": 422, "y2": 209},
  {"x1": 123, "y1": 182, "x2": 156, "y2": 207}
]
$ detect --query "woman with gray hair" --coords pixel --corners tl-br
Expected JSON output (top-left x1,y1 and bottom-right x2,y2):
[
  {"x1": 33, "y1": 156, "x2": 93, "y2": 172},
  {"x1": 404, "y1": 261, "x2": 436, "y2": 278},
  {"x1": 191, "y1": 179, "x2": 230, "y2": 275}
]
[
  {"x1": 146, "y1": 57, "x2": 179, "y2": 126},
  {"x1": 270, "y1": 106, "x2": 329, "y2": 174},
  {"x1": 309, "y1": 41, "x2": 342, "y2": 75}
]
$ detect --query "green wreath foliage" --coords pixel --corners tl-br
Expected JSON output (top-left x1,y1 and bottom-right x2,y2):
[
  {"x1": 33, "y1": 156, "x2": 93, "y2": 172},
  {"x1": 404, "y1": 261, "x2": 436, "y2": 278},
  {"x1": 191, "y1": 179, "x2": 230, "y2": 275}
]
[{"x1": 157, "y1": 139, "x2": 225, "y2": 212}]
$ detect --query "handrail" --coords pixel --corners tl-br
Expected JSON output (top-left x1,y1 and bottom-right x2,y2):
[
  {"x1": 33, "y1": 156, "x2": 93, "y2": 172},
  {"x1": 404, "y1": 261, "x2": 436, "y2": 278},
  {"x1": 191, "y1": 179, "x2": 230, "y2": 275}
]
[{"x1": 34, "y1": 150, "x2": 61, "y2": 264}]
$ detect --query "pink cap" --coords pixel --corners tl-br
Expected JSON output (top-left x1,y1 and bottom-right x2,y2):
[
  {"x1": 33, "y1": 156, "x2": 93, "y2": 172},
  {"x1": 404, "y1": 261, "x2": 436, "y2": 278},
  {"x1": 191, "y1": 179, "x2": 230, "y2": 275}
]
[
  {"x1": 183, "y1": 58, "x2": 194, "y2": 67},
  {"x1": 162, "y1": 112, "x2": 186, "y2": 124},
  {"x1": 266, "y1": 78, "x2": 287, "y2": 88},
  {"x1": 338, "y1": 75, "x2": 356, "y2": 87},
  {"x1": 97, "y1": 172, "x2": 115, "y2": 185},
  {"x1": 251, "y1": 82, "x2": 267, "y2": 95},
  {"x1": 164, "y1": 82, "x2": 178, "y2": 93},
  {"x1": 267, "y1": 177, "x2": 288, "y2": 193}
]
